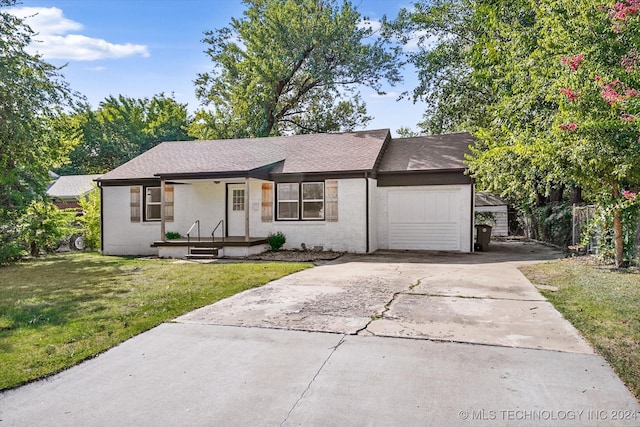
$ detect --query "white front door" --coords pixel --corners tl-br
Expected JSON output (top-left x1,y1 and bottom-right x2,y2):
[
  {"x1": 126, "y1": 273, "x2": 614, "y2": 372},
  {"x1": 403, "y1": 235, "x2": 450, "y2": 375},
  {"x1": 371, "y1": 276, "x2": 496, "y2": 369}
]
[{"x1": 227, "y1": 184, "x2": 246, "y2": 237}]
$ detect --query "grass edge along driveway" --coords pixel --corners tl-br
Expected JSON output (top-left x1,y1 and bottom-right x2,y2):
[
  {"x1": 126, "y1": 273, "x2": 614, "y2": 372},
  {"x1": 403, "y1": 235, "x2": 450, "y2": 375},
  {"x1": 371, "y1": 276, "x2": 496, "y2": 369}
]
[
  {"x1": 520, "y1": 257, "x2": 640, "y2": 401},
  {"x1": 0, "y1": 252, "x2": 311, "y2": 391}
]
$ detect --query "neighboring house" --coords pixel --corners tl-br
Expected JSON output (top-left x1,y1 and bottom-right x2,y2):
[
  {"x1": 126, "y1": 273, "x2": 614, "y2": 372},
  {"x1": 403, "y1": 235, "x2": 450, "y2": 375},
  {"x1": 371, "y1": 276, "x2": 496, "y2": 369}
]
[
  {"x1": 475, "y1": 191, "x2": 508, "y2": 237},
  {"x1": 96, "y1": 129, "x2": 474, "y2": 257},
  {"x1": 46, "y1": 174, "x2": 102, "y2": 210}
]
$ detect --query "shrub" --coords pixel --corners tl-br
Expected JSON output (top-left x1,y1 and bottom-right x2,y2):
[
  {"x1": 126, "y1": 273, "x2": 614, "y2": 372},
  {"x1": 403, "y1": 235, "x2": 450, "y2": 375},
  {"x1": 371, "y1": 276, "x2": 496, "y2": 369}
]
[
  {"x1": 267, "y1": 231, "x2": 286, "y2": 250},
  {"x1": 78, "y1": 186, "x2": 101, "y2": 249},
  {"x1": 165, "y1": 231, "x2": 181, "y2": 239},
  {"x1": 21, "y1": 200, "x2": 75, "y2": 256}
]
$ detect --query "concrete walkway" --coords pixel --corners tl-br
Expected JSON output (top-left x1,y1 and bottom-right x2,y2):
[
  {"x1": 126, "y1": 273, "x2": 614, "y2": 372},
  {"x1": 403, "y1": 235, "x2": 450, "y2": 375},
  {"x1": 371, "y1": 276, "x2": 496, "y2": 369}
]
[{"x1": 1, "y1": 241, "x2": 639, "y2": 426}]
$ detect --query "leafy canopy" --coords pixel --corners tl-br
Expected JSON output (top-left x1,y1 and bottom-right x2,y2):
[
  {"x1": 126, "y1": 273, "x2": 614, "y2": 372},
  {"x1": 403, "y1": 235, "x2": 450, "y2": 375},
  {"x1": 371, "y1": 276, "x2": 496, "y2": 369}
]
[
  {"x1": 57, "y1": 94, "x2": 193, "y2": 174},
  {"x1": 0, "y1": 0, "x2": 76, "y2": 262},
  {"x1": 191, "y1": 0, "x2": 402, "y2": 138}
]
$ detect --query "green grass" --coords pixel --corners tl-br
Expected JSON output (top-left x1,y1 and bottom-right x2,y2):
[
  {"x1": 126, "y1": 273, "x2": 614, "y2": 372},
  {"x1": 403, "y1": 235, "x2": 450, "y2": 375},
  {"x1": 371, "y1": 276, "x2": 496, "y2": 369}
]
[
  {"x1": 520, "y1": 258, "x2": 640, "y2": 400},
  {"x1": 0, "y1": 252, "x2": 311, "y2": 391}
]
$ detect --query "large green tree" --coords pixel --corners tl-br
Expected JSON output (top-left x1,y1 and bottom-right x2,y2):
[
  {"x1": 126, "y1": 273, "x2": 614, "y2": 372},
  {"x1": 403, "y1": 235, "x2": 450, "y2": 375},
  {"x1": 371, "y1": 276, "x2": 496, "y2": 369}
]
[
  {"x1": 398, "y1": 0, "x2": 640, "y2": 266},
  {"x1": 0, "y1": 0, "x2": 76, "y2": 262},
  {"x1": 190, "y1": 0, "x2": 402, "y2": 139},
  {"x1": 58, "y1": 94, "x2": 193, "y2": 174}
]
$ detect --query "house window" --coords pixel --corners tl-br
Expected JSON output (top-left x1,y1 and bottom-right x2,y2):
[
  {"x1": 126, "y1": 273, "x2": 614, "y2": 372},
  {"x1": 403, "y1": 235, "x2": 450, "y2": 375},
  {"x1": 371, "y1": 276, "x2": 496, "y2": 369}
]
[
  {"x1": 145, "y1": 187, "x2": 162, "y2": 221},
  {"x1": 232, "y1": 189, "x2": 245, "y2": 211},
  {"x1": 302, "y1": 182, "x2": 324, "y2": 219},
  {"x1": 277, "y1": 182, "x2": 330, "y2": 221},
  {"x1": 277, "y1": 183, "x2": 299, "y2": 220},
  {"x1": 130, "y1": 185, "x2": 174, "y2": 222}
]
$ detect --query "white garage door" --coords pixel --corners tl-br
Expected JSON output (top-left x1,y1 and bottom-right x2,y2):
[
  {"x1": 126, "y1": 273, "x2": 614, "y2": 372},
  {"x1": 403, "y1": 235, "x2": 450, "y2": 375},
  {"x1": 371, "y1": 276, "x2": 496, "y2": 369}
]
[{"x1": 388, "y1": 189, "x2": 462, "y2": 250}]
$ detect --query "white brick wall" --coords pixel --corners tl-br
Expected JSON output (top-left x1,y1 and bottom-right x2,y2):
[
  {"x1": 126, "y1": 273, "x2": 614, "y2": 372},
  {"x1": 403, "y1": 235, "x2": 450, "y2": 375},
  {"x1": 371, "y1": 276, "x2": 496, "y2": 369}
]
[
  {"x1": 251, "y1": 178, "x2": 369, "y2": 253},
  {"x1": 102, "y1": 186, "x2": 160, "y2": 256}
]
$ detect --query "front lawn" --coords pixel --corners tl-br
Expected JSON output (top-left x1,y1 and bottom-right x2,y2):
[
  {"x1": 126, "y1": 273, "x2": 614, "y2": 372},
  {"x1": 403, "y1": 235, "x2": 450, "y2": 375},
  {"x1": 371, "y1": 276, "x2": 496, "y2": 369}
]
[
  {"x1": 520, "y1": 258, "x2": 640, "y2": 400},
  {"x1": 0, "y1": 253, "x2": 311, "y2": 391}
]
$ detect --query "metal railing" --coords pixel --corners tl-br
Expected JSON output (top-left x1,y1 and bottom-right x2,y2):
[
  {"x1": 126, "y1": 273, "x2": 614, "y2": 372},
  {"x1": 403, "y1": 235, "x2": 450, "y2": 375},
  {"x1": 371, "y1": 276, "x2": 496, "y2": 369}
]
[
  {"x1": 212, "y1": 219, "x2": 224, "y2": 245},
  {"x1": 186, "y1": 220, "x2": 200, "y2": 245}
]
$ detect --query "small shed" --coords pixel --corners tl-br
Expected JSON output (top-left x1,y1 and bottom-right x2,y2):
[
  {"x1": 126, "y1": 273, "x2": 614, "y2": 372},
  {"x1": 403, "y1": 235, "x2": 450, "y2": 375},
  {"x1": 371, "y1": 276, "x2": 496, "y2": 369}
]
[
  {"x1": 47, "y1": 174, "x2": 101, "y2": 210},
  {"x1": 475, "y1": 192, "x2": 508, "y2": 237}
]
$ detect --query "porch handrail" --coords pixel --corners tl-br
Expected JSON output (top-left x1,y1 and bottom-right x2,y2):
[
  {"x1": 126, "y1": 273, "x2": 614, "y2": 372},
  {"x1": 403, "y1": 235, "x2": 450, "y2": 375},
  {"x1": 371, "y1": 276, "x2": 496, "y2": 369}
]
[
  {"x1": 186, "y1": 220, "x2": 200, "y2": 244},
  {"x1": 211, "y1": 219, "x2": 224, "y2": 245}
]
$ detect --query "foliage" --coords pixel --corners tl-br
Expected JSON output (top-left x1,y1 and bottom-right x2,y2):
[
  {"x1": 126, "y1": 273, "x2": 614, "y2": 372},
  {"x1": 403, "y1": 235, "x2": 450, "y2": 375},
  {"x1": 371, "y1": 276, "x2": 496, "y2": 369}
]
[
  {"x1": 77, "y1": 186, "x2": 101, "y2": 250},
  {"x1": 267, "y1": 231, "x2": 286, "y2": 250},
  {"x1": 520, "y1": 259, "x2": 640, "y2": 400},
  {"x1": 474, "y1": 211, "x2": 496, "y2": 227},
  {"x1": 395, "y1": 126, "x2": 424, "y2": 138},
  {"x1": 583, "y1": 192, "x2": 640, "y2": 264},
  {"x1": 191, "y1": 0, "x2": 401, "y2": 138},
  {"x1": 0, "y1": 252, "x2": 311, "y2": 390},
  {"x1": 0, "y1": 0, "x2": 76, "y2": 263},
  {"x1": 57, "y1": 94, "x2": 193, "y2": 174},
  {"x1": 396, "y1": 0, "x2": 640, "y2": 266},
  {"x1": 531, "y1": 203, "x2": 573, "y2": 247},
  {"x1": 165, "y1": 231, "x2": 181, "y2": 240},
  {"x1": 21, "y1": 200, "x2": 75, "y2": 257}
]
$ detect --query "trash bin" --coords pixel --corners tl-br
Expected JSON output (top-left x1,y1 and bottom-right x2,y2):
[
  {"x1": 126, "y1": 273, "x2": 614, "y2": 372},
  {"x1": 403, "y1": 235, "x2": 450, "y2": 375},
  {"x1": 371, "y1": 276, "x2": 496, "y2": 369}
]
[{"x1": 475, "y1": 224, "x2": 492, "y2": 252}]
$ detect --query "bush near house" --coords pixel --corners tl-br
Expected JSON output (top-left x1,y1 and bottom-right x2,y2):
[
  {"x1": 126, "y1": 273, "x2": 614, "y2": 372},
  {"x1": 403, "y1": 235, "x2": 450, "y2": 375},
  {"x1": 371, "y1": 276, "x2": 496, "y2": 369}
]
[{"x1": 267, "y1": 231, "x2": 286, "y2": 250}]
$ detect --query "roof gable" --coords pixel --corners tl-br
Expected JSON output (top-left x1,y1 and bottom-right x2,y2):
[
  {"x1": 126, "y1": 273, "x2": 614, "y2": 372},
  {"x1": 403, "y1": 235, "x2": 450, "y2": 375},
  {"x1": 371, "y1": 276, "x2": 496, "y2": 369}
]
[
  {"x1": 46, "y1": 175, "x2": 101, "y2": 199},
  {"x1": 378, "y1": 132, "x2": 473, "y2": 173},
  {"x1": 98, "y1": 129, "x2": 391, "y2": 182}
]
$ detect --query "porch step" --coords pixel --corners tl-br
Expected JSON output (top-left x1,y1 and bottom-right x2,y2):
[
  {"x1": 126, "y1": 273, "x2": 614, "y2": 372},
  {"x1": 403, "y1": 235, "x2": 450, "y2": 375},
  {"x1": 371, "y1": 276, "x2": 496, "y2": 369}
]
[{"x1": 186, "y1": 247, "x2": 219, "y2": 260}]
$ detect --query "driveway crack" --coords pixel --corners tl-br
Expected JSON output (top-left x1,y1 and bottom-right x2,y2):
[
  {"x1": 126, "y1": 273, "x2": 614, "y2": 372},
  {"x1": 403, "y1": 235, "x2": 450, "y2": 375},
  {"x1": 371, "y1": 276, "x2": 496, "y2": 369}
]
[
  {"x1": 354, "y1": 279, "x2": 422, "y2": 336},
  {"x1": 280, "y1": 335, "x2": 346, "y2": 426}
]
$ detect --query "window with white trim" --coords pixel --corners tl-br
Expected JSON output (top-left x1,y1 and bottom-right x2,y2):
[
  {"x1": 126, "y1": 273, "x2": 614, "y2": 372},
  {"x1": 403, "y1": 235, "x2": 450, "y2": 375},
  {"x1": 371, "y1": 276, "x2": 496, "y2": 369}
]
[
  {"x1": 302, "y1": 182, "x2": 324, "y2": 219},
  {"x1": 277, "y1": 183, "x2": 299, "y2": 220},
  {"x1": 145, "y1": 187, "x2": 162, "y2": 221},
  {"x1": 276, "y1": 182, "x2": 328, "y2": 221}
]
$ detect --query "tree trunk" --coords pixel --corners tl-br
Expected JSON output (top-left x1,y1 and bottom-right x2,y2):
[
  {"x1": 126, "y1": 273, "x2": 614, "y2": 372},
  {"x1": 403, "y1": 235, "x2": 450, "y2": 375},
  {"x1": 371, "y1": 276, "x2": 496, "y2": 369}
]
[
  {"x1": 569, "y1": 186, "x2": 584, "y2": 205},
  {"x1": 612, "y1": 187, "x2": 625, "y2": 268},
  {"x1": 549, "y1": 184, "x2": 565, "y2": 202},
  {"x1": 613, "y1": 206, "x2": 624, "y2": 267}
]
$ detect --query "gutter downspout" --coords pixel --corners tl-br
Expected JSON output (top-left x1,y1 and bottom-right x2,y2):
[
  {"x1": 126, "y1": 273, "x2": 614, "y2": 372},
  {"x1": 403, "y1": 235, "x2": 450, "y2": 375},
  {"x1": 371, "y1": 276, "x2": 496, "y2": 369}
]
[
  {"x1": 160, "y1": 179, "x2": 166, "y2": 242},
  {"x1": 471, "y1": 183, "x2": 475, "y2": 252},
  {"x1": 99, "y1": 183, "x2": 104, "y2": 254},
  {"x1": 365, "y1": 174, "x2": 370, "y2": 253}
]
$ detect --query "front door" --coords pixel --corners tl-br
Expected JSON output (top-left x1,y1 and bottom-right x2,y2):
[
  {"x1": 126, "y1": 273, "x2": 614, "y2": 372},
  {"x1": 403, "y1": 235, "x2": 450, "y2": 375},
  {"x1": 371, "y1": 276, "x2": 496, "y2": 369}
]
[{"x1": 227, "y1": 184, "x2": 246, "y2": 237}]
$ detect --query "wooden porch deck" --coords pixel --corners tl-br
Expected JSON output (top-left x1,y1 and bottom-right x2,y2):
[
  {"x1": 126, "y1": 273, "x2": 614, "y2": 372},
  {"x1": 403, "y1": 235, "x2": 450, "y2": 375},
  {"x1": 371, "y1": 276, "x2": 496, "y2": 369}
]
[{"x1": 151, "y1": 236, "x2": 268, "y2": 248}]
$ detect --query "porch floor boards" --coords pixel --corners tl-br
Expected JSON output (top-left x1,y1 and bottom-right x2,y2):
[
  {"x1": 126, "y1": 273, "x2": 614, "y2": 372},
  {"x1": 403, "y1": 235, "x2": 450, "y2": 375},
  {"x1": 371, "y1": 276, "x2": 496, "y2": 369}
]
[{"x1": 152, "y1": 237, "x2": 268, "y2": 248}]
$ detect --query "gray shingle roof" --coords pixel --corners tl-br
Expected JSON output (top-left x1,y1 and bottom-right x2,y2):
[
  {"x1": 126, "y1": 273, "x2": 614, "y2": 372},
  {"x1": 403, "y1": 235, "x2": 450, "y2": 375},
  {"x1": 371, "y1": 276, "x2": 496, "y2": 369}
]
[
  {"x1": 475, "y1": 191, "x2": 507, "y2": 207},
  {"x1": 98, "y1": 129, "x2": 391, "y2": 182},
  {"x1": 46, "y1": 175, "x2": 101, "y2": 199},
  {"x1": 378, "y1": 132, "x2": 473, "y2": 172}
]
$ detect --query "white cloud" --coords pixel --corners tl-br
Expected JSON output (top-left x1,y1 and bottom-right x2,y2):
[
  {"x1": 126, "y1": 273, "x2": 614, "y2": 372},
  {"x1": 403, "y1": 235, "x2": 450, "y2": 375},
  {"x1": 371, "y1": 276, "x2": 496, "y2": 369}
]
[
  {"x1": 8, "y1": 6, "x2": 149, "y2": 61},
  {"x1": 85, "y1": 66, "x2": 107, "y2": 72},
  {"x1": 358, "y1": 18, "x2": 382, "y2": 33},
  {"x1": 403, "y1": 30, "x2": 438, "y2": 52}
]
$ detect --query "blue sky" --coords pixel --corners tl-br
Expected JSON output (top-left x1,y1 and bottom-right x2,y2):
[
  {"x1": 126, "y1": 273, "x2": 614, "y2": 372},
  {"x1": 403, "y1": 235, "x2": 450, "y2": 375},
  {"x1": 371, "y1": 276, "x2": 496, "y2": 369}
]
[{"x1": 9, "y1": 0, "x2": 426, "y2": 136}]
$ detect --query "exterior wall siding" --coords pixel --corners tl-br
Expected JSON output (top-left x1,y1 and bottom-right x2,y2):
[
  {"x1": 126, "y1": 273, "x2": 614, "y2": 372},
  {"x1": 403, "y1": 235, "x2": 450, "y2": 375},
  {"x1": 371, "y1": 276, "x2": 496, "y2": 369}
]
[
  {"x1": 376, "y1": 184, "x2": 473, "y2": 252},
  {"x1": 475, "y1": 205, "x2": 508, "y2": 237},
  {"x1": 250, "y1": 178, "x2": 368, "y2": 253},
  {"x1": 102, "y1": 186, "x2": 160, "y2": 256}
]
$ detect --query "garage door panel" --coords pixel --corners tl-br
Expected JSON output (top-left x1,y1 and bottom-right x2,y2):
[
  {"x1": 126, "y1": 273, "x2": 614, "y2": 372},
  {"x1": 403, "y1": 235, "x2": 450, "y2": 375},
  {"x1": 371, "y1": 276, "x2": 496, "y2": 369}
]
[
  {"x1": 388, "y1": 188, "x2": 462, "y2": 251},
  {"x1": 389, "y1": 223, "x2": 460, "y2": 250}
]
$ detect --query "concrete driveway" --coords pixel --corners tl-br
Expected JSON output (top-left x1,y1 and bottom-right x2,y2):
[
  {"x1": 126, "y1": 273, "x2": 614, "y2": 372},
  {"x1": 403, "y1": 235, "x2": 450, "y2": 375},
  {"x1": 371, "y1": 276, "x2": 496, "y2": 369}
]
[{"x1": 1, "y1": 241, "x2": 639, "y2": 426}]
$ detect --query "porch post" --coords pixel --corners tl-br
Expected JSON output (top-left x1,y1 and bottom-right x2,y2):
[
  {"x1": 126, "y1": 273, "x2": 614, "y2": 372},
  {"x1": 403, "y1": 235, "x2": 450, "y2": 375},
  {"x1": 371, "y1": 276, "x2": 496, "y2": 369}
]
[
  {"x1": 244, "y1": 177, "x2": 250, "y2": 242},
  {"x1": 160, "y1": 179, "x2": 166, "y2": 241}
]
